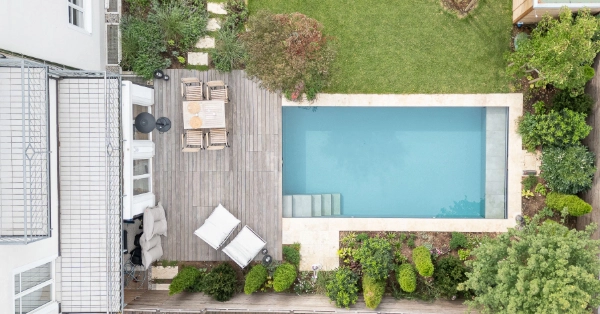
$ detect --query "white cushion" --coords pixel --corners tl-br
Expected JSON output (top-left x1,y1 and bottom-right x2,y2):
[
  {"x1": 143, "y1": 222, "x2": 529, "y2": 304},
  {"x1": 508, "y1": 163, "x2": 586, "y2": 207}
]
[
  {"x1": 194, "y1": 220, "x2": 225, "y2": 249},
  {"x1": 140, "y1": 233, "x2": 161, "y2": 251},
  {"x1": 222, "y1": 226, "x2": 266, "y2": 268},
  {"x1": 194, "y1": 204, "x2": 240, "y2": 250},
  {"x1": 144, "y1": 202, "x2": 167, "y2": 241},
  {"x1": 142, "y1": 244, "x2": 163, "y2": 270},
  {"x1": 206, "y1": 204, "x2": 240, "y2": 231}
]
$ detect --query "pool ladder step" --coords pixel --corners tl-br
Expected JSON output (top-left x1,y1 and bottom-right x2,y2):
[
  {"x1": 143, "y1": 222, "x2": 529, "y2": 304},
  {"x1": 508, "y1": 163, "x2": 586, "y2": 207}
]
[{"x1": 282, "y1": 194, "x2": 341, "y2": 218}]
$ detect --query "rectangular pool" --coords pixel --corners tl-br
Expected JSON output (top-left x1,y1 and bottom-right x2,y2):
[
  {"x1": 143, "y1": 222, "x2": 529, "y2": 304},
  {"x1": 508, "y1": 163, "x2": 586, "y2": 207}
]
[{"x1": 282, "y1": 106, "x2": 502, "y2": 218}]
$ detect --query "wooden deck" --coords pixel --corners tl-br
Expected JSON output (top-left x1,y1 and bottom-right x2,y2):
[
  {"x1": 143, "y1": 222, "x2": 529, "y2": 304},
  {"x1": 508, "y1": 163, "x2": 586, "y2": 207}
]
[{"x1": 151, "y1": 69, "x2": 282, "y2": 261}]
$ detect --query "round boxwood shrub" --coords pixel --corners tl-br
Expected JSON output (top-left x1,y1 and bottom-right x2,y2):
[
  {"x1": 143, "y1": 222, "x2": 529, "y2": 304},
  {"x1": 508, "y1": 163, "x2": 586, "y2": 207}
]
[
  {"x1": 396, "y1": 263, "x2": 416, "y2": 293},
  {"x1": 541, "y1": 144, "x2": 596, "y2": 194},
  {"x1": 434, "y1": 256, "x2": 467, "y2": 299},
  {"x1": 244, "y1": 264, "x2": 268, "y2": 295},
  {"x1": 363, "y1": 274, "x2": 386, "y2": 310},
  {"x1": 169, "y1": 266, "x2": 201, "y2": 295},
  {"x1": 552, "y1": 89, "x2": 593, "y2": 114},
  {"x1": 449, "y1": 232, "x2": 468, "y2": 250},
  {"x1": 546, "y1": 192, "x2": 593, "y2": 216},
  {"x1": 412, "y1": 246, "x2": 434, "y2": 277},
  {"x1": 203, "y1": 263, "x2": 237, "y2": 301},
  {"x1": 273, "y1": 263, "x2": 296, "y2": 292},
  {"x1": 326, "y1": 267, "x2": 359, "y2": 308},
  {"x1": 354, "y1": 237, "x2": 394, "y2": 281}
]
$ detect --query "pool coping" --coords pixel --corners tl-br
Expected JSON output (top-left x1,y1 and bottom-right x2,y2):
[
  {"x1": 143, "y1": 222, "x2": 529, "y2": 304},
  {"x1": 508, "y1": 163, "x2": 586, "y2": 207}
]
[{"x1": 281, "y1": 93, "x2": 524, "y2": 271}]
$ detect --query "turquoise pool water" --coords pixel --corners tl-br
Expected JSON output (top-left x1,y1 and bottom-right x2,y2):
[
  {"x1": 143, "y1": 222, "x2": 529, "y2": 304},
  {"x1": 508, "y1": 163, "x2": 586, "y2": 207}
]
[{"x1": 282, "y1": 107, "x2": 486, "y2": 218}]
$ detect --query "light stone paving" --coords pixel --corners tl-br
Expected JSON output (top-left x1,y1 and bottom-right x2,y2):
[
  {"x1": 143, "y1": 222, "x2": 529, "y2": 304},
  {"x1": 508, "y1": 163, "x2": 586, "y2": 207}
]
[
  {"x1": 150, "y1": 266, "x2": 178, "y2": 279},
  {"x1": 195, "y1": 36, "x2": 215, "y2": 49},
  {"x1": 206, "y1": 18, "x2": 221, "y2": 31},
  {"x1": 281, "y1": 93, "x2": 524, "y2": 271},
  {"x1": 150, "y1": 283, "x2": 170, "y2": 291},
  {"x1": 187, "y1": 52, "x2": 209, "y2": 66},
  {"x1": 207, "y1": 2, "x2": 227, "y2": 14},
  {"x1": 523, "y1": 150, "x2": 541, "y2": 173}
]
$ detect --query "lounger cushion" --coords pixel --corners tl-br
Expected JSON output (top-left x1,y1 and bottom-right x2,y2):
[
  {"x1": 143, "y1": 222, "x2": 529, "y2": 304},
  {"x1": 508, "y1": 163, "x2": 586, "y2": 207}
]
[
  {"x1": 142, "y1": 243, "x2": 163, "y2": 270},
  {"x1": 194, "y1": 204, "x2": 240, "y2": 250},
  {"x1": 140, "y1": 233, "x2": 161, "y2": 251},
  {"x1": 222, "y1": 226, "x2": 266, "y2": 268},
  {"x1": 144, "y1": 202, "x2": 168, "y2": 241}
]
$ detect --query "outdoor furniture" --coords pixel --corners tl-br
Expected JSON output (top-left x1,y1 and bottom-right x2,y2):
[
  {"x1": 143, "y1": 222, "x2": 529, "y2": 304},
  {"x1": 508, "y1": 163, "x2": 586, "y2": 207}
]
[
  {"x1": 194, "y1": 203, "x2": 241, "y2": 250},
  {"x1": 143, "y1": 202, "x2": 167, "y2": 241},
  {"x1": 222, "y1": 225, "x2": 267, "y2": 268},
  {"x1": 181, "y1": 129, "x2": 204, "y2": 152},
  {"x1": 206, "y1": 80, "x2": 228, "y2": 103},
  {"x1": 156, "y1": 117, "x2": 171, "y2": 133},
  {"x1": 124, "y1": 246, "x2": 147, "y2": 288},
  {"x1": 140, "y1": 233, "x2": 163, "y2": 270},
  {"x1": 181, "y1": 77, "x2": 203, "y2": 100},
  {"x1": 206, "y1": 128, "x2": 229, "y2": 150},
  {"x1": 182, "y1": 100, "x2": 226, "y2": 130},
  {"x1": 134, "y1": 112, "x2": 156, "y2": 133}
]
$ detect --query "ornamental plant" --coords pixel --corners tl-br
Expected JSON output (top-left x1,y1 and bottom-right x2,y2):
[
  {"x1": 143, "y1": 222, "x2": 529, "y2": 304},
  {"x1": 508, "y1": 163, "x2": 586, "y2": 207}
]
[
  {"x1": 283, "y1": 245, "x2": 301, "y2": 268},
  {"x1": 363, "y1": 274, "x2": 386, "y2": 310},
  {"x1": 541, "y1": 144, "x2": 596, "y2": 194},
  {"x1": 546, "y1": 192, "x2": 593, "y2": 217},
  {"x1": 517, "y1": 109, "x2": 591, "y2": 152},
  {"x1": 273, "y1": 263, "x2": 296, "y2": 292},
  {"x1": 396, "y1": 263, "x2": 416, "y2": 293},
  {"x1": 169, "y1": 266, "x2": 202, "y2": 295},
  {"x1": 325, "y1": 267, "x2": 359, "y2": 308},
  {"x1": 505, "y1": 7, "x2": 600, "y2": 96},
  {"x1": 412, "y1": 246, "x2": 434, "y2": 277},
  {"x1": 203, "y1": 263, "x2": 237, "y2": 301},
  {"x1": 244, "y1": 264, "x2": 268, "y2": 294},
  {"x1": 552, "y1": 89, "x2": 594, "y2": 114},
  {"x1": 449, "y1": 232, "x2": 468, "y2": 250},
  {"x1": 434, "y1": 256, "x2": 467, "y2": 299},
  {"x1": 354, "y1": 237, "x2": 394, "y2": 281},
  {"x1": 459, "y1": 213, "x2": 600, "y2": 314}
]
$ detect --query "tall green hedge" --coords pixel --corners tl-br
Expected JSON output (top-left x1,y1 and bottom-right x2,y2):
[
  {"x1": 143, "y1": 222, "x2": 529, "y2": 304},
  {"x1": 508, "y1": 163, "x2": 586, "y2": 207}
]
[
  {"x1": 396, "y1": 264, "x2": 416, "y2": 293},
  {"x1": 546, "y1": 192, "x2": 593, "y2": 216},
  {"x1": 273, "y1": 263, "x2": 296, "y2": 292},
  {"x1": 244, "y1": 264, "x2": 267, "y2": 294},
  {"x1": 169, "y1": 266, "x2": 201, "y2": 295},
  {"x1": 363, "y1": 274, "x2": 386, "y2": 310},
  {"x1": 412, "y1": 246, "x2": 434, "y2": 277}
]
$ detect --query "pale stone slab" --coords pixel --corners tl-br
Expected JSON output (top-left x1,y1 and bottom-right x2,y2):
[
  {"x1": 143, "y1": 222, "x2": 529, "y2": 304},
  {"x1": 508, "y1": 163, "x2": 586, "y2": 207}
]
[
  {"x1": 311, "y1": 195, "x2": 322, "y2": 217},
  {"x1": 282, "y1": 195, "x2": 292, "y2": 218},
  {"x1": 195, "y1": 36, "x2": 215, "y2": 49},
  {"x1": 321, "y1": 194, "x2": 332, "y2": 216},
  {"x1": 206, "y1": 18, "x2": 221, "y2": 31},
  {"x1": 150, "y1": 283, "x2": 170, "y2": 291},
  {"x1": 207, "y1": 2, "x2": 227, "y2": 14},
  {"x1": 151, "y1": 266, "x2": 178, "y2": 279},
  {"x1": 292, "y1": 195, "x2": 312, "y2": 217},
  {"x1": 187, "y1": 52, "x2": 209, "y2": 66}
]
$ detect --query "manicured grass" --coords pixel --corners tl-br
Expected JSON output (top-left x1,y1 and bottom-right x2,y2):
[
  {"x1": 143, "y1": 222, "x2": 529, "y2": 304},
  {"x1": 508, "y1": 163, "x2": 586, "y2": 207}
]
[{"x1": 249, "y1": 0, "x2": 512, "y2": 94}]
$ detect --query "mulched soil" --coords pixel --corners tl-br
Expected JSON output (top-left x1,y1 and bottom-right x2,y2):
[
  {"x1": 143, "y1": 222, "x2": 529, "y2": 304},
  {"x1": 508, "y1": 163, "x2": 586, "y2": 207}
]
[
  {"x1": 521, "y1": 180, "x2": 577, "y2": 229},
  {"x1": 440, "y1": 0, "x2": 478, "y2": 17}
]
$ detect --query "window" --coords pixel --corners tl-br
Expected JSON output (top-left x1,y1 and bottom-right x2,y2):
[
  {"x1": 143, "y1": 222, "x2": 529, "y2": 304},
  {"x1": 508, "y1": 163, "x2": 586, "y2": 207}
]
[
  {"x1": 133, "y1": 159, "x2": 151, "y2": 196},
  {"x1": 68, "y1": 0, "x2": 84, "y2": 28},
  {"x1": 14, "y1": 257, "x2": 56, "y2": 314}
]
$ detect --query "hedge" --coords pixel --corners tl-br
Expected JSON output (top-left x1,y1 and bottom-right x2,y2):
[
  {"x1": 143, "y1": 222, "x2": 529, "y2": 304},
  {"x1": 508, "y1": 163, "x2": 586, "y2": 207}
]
[
  {"x1": 363, "y1": 274, "x2": 386, "y2": 310},
  {"x1": 169, "y1": 266, "x2": 201, "y2": 295},
  {"x1": 244, "y1": 264, "x2": 267, "y2": 294},
  {"x1": 412, "y1": 246, "x2": 434, "y2": 277},
  {"x1": 273, "y1": 263, "x2": 296, "y2": 292},
  {"x1": 397, "y1": 263, "x2": 417, "y2": 293},
  {"x1": 546, "y1": 192, "x2": 593, "y2": 217}
]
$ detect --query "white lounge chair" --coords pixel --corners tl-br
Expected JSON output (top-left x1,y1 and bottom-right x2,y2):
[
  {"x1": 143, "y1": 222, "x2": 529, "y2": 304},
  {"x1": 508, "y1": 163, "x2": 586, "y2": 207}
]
[
  {"x1": 193, "y1": 204, "x2": 240, "y2": 250},
  {"x1": 222, "y1": 225, "x2": 266, "y2": 268}
]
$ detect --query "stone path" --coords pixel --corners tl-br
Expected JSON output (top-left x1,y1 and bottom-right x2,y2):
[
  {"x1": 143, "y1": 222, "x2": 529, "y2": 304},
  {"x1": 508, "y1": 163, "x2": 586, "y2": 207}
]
[{"x1": 188, "y1": 2, "x2": 225, "y2": 66}]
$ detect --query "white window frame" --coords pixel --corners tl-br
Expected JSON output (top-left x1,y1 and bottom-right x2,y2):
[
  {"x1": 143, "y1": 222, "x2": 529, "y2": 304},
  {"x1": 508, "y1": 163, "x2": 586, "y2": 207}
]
[
  {"x1": 13, "y1": 255, "x2": 58, "y2": 314},
  {"x1": 133, "y1": 158, "x2": 153, "y2": 196},
  {"x1": 67, "y1": 0, "x2": 93, "y2": 34}
]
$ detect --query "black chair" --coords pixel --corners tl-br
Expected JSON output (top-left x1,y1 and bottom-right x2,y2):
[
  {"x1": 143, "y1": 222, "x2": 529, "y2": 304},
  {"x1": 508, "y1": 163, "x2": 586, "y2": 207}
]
[{"x1": 124, "y1": 234, "x2": 147, "y2": 288}]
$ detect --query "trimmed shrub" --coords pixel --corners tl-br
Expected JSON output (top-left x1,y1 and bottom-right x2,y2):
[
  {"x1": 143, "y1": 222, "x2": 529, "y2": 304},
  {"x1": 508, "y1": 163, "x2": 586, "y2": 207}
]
[
  {"x1": 273, "y1": 263, "x2": 296, "y2": 292},
  {"x1": 244, "y1": 264, "x2": 268, "y2": 295},
  {"x1": 412, "y1": 246, "x2": 434, "y2": 277},
  {"x1": 326, "y1": 267, "x2": 359, "y2": 308},
  {"x1": 449, "y1": 232, "x2": 468, "y2": 250},
  {"x1": 552, "y1": 89, "x2": 594, "y2": 114},
  {"x1": 396, "y1": 264, "x2": 416, "y2": 293},
  {"x1": 283, "y1": 245, "x2": 301, "y2": 267},
  {"x1": 546, "y1": 192, "x2": 593, "y2": 217},
  {"x1": 354, "y1": 237, "x2": 394, "y2": 281},
  {"x1": 363, "y1": 274, "x2": 386, "y2": 310},
  {"x1": 434, "y1": 256, "x2": 467, "y2": 298},
  {"x1": 541, "y1": 144, "x2": 596, "y2": 194},
  {"x1": 517, "y1": 109, "x2": 591, "y2": 152},
  {"x1": 169, "y1": 266, "x2": 201, "y2": 295},
  {"x1": 203, "y1": 263, "x2": 237, "y2": 301}
]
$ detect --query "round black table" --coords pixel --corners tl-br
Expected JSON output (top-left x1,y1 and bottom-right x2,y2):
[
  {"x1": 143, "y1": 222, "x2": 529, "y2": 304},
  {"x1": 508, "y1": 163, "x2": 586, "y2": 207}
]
[
  {"x1": 134, "y1": 112, "x2": 156, "y2": 133},
  {"x1": 156, "y1": 117, "x2": 171, "y2": 133}
]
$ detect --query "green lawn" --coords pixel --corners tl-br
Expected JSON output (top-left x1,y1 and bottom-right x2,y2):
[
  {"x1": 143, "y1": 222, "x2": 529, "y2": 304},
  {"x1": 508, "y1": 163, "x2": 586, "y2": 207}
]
[{"x1": 248, "y1": 0, "x2": 512, "y2": 94}]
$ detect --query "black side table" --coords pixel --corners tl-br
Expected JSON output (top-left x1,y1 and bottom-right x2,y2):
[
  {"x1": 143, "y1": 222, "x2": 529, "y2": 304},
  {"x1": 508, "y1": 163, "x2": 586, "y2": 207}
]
[{"x1": 156, "y1": 117, "x2": 171, "y2": 133}]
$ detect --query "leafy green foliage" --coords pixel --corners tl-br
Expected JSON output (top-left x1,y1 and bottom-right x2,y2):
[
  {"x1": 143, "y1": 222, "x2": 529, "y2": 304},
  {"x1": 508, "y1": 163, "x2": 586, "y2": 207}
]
[
  {"x1": 552, "y1": 89, "x2": 594, "y2": 114},
  {"x1": 244, "y1": 264, "x2": 267, "y2": 295},
  {"x1": 533, "y1": 100, "x2": 547, "y2": 115},
  {"x1": 458, "y1": 249, "x2": 471, "y2": 261},
  {"x1": 521, "y1": 175, "x2": 538, "y2": 191},
  {"x1": 241, "y1": 11, "x2": 336, "y2": 100},
  {"x1": 506, "y1": 7, "x2": 600, "y2": 96},
  {"x1": 120, "y1": 15, "x2": 169, "y2": 79},
  {"x1": 293, "y1": 271, "x2": 316, "y2": 295},
  {"x1": 273, "y1": 263, "x2": 297, "y2": 292},
  {"x1": 433, "y1": 256, "x2": 467, "y2": 299},
  {"x1": 210, "y1": 28, "x2": 246, "y2": 72},
  {"x1": 449, "y1": 232, "x2": 468, "y2": 250},
  {"x1": 546, "y1": 192, "x2": 593, "y2": 217},
  {"x1": 325, "y1": 267, "x2": 359, "y2": 308},
  {"x1": 534, "y1": 183, "x2": 547, "y2": 196},
  {"x1": 517, "y1": 109, "x2": 591, "y2": 152},
  {"x1": 396, "y1": 263, "x2": 416, "y2": 293},
  {"x1": 223, "y1": 0, "x2": 248, "y2": 31},
  {"x1": 412, "y1": 246, "x2": 434, "y2": 277},
  {"x1": 459, "y1": 214, "x2": 600, "y2": 314},
  {"x1": 541, "y1": 144, "x2": 596, "y2": 194},
  {"x1": 151, "y1": 2, "x2": 207, "y2": 52},
  {"x1": 203, "y1": 263, "x2": 237, "y2": 301},
  {"x1": 169, "y1": 266, "x2": 201, "y2": 295},
  {"x1": 282, "y1": 245, "x2": 301, "y2": 268},
  {"x1": 356, "y1": 233, "x2": 369, "y2": 242},
  {"x1": 363, "y1": 274, "x2": 386, "y2": 310},
  {"x1": 355, "y1": 237, "x2": 394, "y2": 281},
  {"x1": 522, "y1": 189, "x2": 534, "y2": 199}
]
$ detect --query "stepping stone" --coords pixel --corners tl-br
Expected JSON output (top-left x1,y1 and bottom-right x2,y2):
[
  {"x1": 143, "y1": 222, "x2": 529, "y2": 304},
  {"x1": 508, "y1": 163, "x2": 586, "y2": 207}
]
[
  {"x1": 292, "y1": 195, "x2": 312, "y2": 217},
  {"x1": 311, "y1": 195, "x2": 322, "y2": 217},
  {"x1": 332, "y1": 194, "x2": 341, "y2": 215},
  {"x1": 207, "y1": 2, "x2": 227, "y2": 15},
  {"x1": 187, "y1": 52, "x2": 209, "y2": 66},
  {"x1": 206, "y1": 18, "x2": 221, "y2": 31},
  {"x1": 283, "y1": 195, "x2": 292, "y2": 218},
  {"x1": 321, "y1": 194, "x2": 332, "y2": 216},
  {"x1": 195, "y1": 36, "x2": 215, "y2": 49}
]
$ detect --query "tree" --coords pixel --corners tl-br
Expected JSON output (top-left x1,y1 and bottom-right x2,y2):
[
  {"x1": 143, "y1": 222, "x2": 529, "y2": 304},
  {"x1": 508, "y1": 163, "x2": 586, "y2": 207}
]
[
  {"x1": 458, "y1": 214, "x2": 600, "y2": 314},
  {"x1": 506, "y1": 7, "x2": 600, "y2": 96}
]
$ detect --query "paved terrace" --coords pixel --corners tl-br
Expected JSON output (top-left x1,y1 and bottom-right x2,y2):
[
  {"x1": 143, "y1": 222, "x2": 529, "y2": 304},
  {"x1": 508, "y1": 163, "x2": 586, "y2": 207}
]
[{"x1": 152, "y1": 70, "x2": 282, "y2": 261}]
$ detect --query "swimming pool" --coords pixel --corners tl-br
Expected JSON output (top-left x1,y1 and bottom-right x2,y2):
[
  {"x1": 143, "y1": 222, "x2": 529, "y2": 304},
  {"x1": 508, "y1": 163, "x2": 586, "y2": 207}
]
[{"x1": 282, "y1": 106, "x2": 503, "y2": 218}]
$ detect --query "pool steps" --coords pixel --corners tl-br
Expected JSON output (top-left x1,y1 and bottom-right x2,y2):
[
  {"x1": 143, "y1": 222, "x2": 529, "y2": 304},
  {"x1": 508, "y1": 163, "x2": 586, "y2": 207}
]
[{"x1": 282, "y1": 194, "x2": 341, "y2": 217}]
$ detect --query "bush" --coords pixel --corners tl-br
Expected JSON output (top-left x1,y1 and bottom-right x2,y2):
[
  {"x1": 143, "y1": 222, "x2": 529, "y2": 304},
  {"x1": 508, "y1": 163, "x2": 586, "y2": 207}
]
[
  {"x1": 169, "y1": 266, "x2": 201, "y2": 295},
  {"x1": 522, "y1": 175, "x2": 538, "y2": 191},
  {"x1": 412, "y1": 246, "x2": 434, "y2": 277},
  {"x1": 363, "y1": 274, "x2": 386, "y2": 310},
  {"x1": 546, "y1": 192, "x2": 593, "y2": 217},
  {"x1": 283, "y1": 245, "x2": 301, "y2": 267},
  {"x1": 434, "y1": 256, "x2": 467, "y2": 298},
  {"x1": 241, "y1": 11, "x2": 336, "y2": 100},
  {"x1": 151, "y1": 2, "x2": 207, "y2": 52},
  {"x1": 553, "y1": 90, "x2": 594, "y2": 114},
  {"x1": 244, "y1": 264, "x2": 268, "y2": 295},
  {"x1": 396, "y1": 264, "x2": 416, "y2": 293},
  {"x1": 210, "y1": 28, "x2": 246, "y2": 72},
  {"x1": 517, "y1": 109, "x2": 591, "y2": 151},
  {"x1": 120, "y1": 15, "x2": 170, "y2": 79},
  {"x1": 203, "y1": 263, "x2": 237, "y2": 301},
  {"x1": 541, "y1": 144, "x2": 596, "y2": 194},
  {"x1": 449, "y1": 232, "x2": 468, "y2": 250},
  {"x1": 458, "y1": 249, "x2": 471, "y2": 261},
  {"x1": 273, "y1": 263, "x2": 297, "y2": 292},
  {"x1": 326, "y1": 267, "x2": 359, "y2": 308},
  {"x1": 223, "y1": 0, "x2": 248, "y2": 31},
  {"x1": 354, "y1": 237, "x2": 394, "y2": 281}
]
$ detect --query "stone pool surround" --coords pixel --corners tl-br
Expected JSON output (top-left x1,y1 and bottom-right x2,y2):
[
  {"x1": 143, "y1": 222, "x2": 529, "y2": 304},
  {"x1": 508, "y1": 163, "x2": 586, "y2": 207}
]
[{"x1": 280, "y1": 93, "x2": 524, "y2": 271}]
